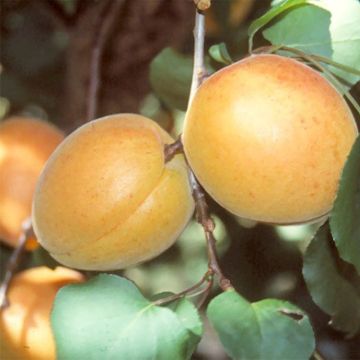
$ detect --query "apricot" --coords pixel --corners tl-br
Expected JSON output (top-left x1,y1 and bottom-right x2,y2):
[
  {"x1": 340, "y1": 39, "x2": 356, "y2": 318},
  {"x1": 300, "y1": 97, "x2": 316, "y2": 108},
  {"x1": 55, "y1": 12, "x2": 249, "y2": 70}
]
[
  {"x1": 0, "y1": 266, "x2": 84, "y2": 360},
  {"x1": 183, "y1": 54, "x2": 358, "y2": 224},
  {"x1": 0, "y1": 117, "x2": 64, "y2": 247},
  {"x1": 32, "y1": 114, "x2": 194, "y2": 270}
]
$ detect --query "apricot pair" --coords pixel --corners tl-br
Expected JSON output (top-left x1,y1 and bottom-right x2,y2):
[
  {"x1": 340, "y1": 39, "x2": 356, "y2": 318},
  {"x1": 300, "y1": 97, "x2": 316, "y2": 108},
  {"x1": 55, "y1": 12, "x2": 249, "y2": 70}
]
[{"x1": 32, "y1": 54, "x2": 358, "y2": 271}]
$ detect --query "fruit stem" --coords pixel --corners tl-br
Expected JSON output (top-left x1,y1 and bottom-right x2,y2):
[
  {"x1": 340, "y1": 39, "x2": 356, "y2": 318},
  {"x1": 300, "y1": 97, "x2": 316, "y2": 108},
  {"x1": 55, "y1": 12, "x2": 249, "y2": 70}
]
[
  {"x1": 0, "y1": 218, "x2": 33, "y2": 309},
  {"x1": 164, "y1": 136, "x2": 183, "y2": 162}
]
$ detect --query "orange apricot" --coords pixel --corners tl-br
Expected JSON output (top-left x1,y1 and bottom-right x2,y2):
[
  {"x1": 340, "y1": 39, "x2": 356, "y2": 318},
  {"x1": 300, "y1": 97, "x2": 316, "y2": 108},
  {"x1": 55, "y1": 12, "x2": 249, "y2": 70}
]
[
  {"x1": 32, "y1": 114, "x2": 194, "y2": 270},
  {"x1": 183, "y1": 54, "x2": 358, "y2": 224},
  {"x1": 0, "y1": 266, "x2": 84, "y2": 360},
  {"x1": 0, "y1": 117, "x2": 64, "y2": 247}
]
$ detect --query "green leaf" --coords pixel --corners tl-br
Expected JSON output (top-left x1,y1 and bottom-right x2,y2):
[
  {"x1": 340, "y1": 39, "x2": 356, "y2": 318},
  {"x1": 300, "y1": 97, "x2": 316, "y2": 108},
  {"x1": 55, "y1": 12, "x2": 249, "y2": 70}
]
[
  {"x1": 207, "y1": 290, "x2": 315, "y2": 360},
  {"x1": 303, "y1": 223, "x2": 360, "y2": 336},
  {"x1": 330, "y1": 136, "x2": 360, "y2": 275},
  {"x1": 149, "y1": 48, "x2": 193, "y2": 111},
  {"x1": 209, "y1": 43, "x2": 233, "y2": 65},
  {"x1": 321, "y1": 0, "x2": 360, "y2": 85},
  {"x1": 51, "y1": 274, "x2": 202, "y2": 360},
  {"x1": 167, "y1": 298, "x2": 203, "y2": 359},
  {"x1": 263, "y1": 5, "x2": 331, "y2": 57},
  {"x1": 247, "y1": 0, "x2": 318, "y2": 52},
  {"x1": 263, "y1": 0, "x2": 360, "y2": 86}
]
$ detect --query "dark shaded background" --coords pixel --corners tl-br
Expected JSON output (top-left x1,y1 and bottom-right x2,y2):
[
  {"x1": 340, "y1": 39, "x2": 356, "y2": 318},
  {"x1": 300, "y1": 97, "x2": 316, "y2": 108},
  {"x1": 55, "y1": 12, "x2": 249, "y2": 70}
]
[{"x1": 1, "y1": 1, "x2": 359, "y2": 359}]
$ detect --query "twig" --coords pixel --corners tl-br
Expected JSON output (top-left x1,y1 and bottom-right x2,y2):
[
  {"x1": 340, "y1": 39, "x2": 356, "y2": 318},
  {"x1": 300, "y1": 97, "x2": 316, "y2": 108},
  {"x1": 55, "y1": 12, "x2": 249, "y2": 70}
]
[
  {"x1": 197, "y1": 276, "x2": 214, "y2": 309},
  {"x1": 156, "y1": 3, "x2": 233, "y2": 308},
  {"x1": 188, "y1": 10, "x2": 207, "y2": 108},
  {"x1": 153, "y1": 271, "x2": 211, "y2": 306},
  {"x1": 187, "y1": 9, "x2": 233, "y2": 292},
  {"x1": 86, "y1": 0, "x2": 123, "y2": 122},
  {"x1": 0, "y1": 218, "x2": 33, "y2": 309},
  {"x1": 190, "y1": 172, "x2": 233, "y2": 291}
]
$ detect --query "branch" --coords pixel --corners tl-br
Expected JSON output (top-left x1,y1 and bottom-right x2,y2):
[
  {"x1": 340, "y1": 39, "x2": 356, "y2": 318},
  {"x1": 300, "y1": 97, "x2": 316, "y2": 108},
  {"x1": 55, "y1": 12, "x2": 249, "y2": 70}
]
[
  {"x1": 158, "y1": 4, "x2": 232, "y2": 307},
  {"x1": 188, "y1": 10, "x2": 207, "y2": 108},
  {"x1": 0, "y1": 218, "x2": 33, "y2": 309},
  {"x1": 86, "y1": 0, "x2": 124, "y2": 122},
  {"x1": 190, "y1": 172, "x2": 233, "y2": 291},
  {"x1": 187, "y1": 9, "x2": 233, "y2": 292}
]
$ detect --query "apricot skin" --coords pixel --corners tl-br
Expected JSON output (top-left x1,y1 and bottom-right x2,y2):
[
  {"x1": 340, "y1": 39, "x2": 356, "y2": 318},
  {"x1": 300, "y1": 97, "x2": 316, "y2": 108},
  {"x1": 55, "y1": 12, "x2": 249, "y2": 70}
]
[
  {"x1": 0, "y1": 266, "x2": 84, "y2": 360},
  {"x1": 0, "y1": 117, "x2": 64, "y2": 247},
  {"x1": 183, "y1": 54, "x2": 358, "y2": 224},
  {"x1": 32, "y1": 114, "x2": 194, "y2": 270}
]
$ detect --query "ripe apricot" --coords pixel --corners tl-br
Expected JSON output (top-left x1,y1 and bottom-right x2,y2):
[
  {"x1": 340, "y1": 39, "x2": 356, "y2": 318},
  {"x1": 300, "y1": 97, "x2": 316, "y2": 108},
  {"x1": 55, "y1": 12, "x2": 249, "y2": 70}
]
[
  {"x1": 0, "y1": 117, "x2": 64, "y2": 247},
  {"x1": 183, "y1": 54, "x2": 358, "y2": 224},
  {"x1": 0, "y1": 266, "x2": 84, "y2": 360},
  {"x1": 32, "y1": 114, "x2": 194, "y2": 270}
]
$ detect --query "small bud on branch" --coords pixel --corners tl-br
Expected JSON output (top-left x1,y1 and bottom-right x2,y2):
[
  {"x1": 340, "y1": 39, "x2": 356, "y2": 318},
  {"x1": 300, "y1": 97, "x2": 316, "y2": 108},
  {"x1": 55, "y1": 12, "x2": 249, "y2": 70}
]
[{"x1": 194, "y1": 0, "x2": 211, "y2": 11}]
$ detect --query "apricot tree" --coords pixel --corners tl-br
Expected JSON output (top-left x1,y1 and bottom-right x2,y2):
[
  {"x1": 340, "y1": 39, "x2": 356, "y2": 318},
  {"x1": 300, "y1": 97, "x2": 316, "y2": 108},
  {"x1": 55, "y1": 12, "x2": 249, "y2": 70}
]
[{"x1": 0, "y1": 0, "x2": 360, "y2": 359}]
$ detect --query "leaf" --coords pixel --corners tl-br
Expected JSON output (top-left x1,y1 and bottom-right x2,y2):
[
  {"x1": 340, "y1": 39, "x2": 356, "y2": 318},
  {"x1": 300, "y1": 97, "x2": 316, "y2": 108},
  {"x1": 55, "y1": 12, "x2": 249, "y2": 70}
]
[
  {"x1": 209, "y1": 43, "x2": 233, "y2": 65},
  {"x1": 207, "y1": 290, "x2": 315, "y2": 360},
  {"x1": 320, "y1": 0, "x2": 360, "y2": 85},
  {"x1": 303, "y1": 223, "x2": 360, "y2": 336},
  {"x1": 263, "y1": 5, "x2": 331, "y2": 57},
  {"x1": 149, "y1": 48, "x2": 193, "y2": 111},
  {"x1": 167, "y1": 298, "x2": 203, "y2": 359},
  {"x1": 51, "y1": 274, "x2": 202, "y2": 360},
  {"x1": 330, "y1": 136, "x2": 360, "y2": 275},
  {"x1": 247, "y1": 0, "x2": 318, "y2": 52},
  {"x1": 262, "y1": 0, "x2": 360, "y2": 86}
]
